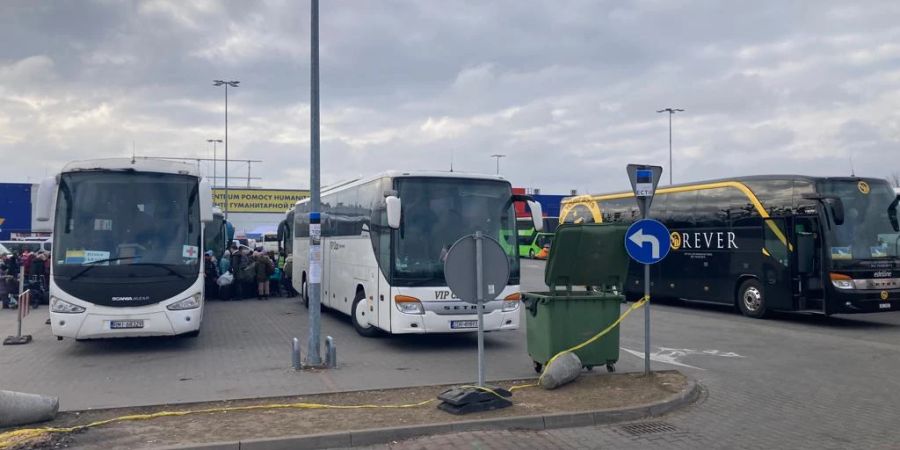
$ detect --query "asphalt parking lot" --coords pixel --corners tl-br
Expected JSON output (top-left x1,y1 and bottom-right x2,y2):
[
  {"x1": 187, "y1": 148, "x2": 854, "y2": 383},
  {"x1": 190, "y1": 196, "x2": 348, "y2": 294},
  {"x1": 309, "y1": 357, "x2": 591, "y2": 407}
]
[
  {"x1": 3, "y1": 260, "x2": 900, "y2": 448},
  {"x1": 0, "y1": 260, "x2": 565, "y2": 411}
]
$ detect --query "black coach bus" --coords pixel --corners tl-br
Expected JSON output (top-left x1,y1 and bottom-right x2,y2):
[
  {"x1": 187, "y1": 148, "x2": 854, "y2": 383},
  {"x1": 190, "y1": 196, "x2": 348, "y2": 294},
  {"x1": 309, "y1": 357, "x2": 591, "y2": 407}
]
[{"x1": 560, "y1": 176, "x2": 900, "y2": 318}]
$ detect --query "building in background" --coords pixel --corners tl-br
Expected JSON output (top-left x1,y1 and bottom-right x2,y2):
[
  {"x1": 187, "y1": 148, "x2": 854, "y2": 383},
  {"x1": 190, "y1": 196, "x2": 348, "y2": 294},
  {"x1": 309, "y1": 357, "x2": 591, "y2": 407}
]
[
  {"x1": 0, "y1": 183, "x2": 42, "y2": 240},
  {"x1": 212, "y1": 188, "x2": 309, "y2": 239},
  {"x1": 512, "y1": 187, "x2": 569, "y2": 219}
]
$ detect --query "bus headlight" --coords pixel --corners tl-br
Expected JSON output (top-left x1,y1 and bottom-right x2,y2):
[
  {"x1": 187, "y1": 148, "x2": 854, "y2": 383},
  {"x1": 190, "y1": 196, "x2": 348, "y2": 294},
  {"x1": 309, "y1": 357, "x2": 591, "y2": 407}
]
[
  {"x1": 830, "y1": 273, "x2": 855, "y2": 290},
  {"x1": 51, "y1": 297, "x2": 86, "y2": 314},
  {"x1": 167, "y1": 294, "x2": 202, "y2": 311},
  {"x1": 394, "y1": 295, "x2": 424, "y2": 315},
  {"x1": 502, "y1": 292, "x2": 521, "y2": 311}
]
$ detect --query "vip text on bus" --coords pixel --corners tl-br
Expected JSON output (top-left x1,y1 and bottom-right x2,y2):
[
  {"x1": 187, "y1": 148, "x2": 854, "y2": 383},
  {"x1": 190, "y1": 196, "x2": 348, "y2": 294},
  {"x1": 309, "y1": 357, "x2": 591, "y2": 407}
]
[
  {"x1": 560, "y1": 176, "x2": 900, "y2": 317},
  {"x1": 36, "y1": 158, "x2": 215, "y2": 339},
  {"x1": 292, "y1": 171, "x2": 543, "y2": 336}
]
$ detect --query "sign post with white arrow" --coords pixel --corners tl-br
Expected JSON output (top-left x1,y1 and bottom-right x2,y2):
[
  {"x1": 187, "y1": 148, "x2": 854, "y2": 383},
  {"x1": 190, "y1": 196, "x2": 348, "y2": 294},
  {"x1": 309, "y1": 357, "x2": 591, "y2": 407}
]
[{"x1": 624, "y1": 164, "x2": 667, "y2": 376}]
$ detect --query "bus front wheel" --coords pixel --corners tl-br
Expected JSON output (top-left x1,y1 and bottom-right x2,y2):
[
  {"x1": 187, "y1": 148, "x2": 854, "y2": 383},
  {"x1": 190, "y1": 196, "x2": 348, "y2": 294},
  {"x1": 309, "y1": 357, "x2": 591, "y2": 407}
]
[
  {"x1": 737, "y1": 279, "x2": 768, "y2": 318},
  {"x1": 529, "y1": 249, "x2": 535, "y2": 259},
  {"x1": 352, "y1": 293, "x2": 380, "y2": 337}
]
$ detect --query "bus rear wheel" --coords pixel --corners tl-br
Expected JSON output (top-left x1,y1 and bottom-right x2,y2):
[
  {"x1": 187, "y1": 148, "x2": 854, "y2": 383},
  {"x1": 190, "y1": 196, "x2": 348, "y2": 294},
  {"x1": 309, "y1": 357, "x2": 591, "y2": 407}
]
[
  {"x1": 737, "y1": 279, "x2": 768, "y2": 318},
  {"x1": 352, "y1": 292, "x2": 380, "y2": 337},
  {"x1": 529, "y1": 249, "x2": 535, "y2": 259}
]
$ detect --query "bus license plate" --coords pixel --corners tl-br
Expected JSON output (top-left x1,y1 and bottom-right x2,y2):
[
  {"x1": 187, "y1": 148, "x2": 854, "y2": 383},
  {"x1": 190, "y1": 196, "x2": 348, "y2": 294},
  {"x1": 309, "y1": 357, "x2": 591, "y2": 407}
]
[
  {"x1": 110, "y1": 320, "x2": 144, "y2": 329},
  {"x1": 879, "y1": 303, "x2": 891, "y2": 310},
  {"x1": 451, "y1": 320, "x2": 478, "y2": 329}
]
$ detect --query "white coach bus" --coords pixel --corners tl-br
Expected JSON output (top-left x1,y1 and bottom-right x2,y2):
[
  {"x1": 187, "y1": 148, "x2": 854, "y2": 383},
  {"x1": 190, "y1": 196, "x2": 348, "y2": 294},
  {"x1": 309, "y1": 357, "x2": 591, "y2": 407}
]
[
  {"x1": 292, "y1": 171, "x2": 542, "y2": 337},
  {"x1": 36, "y1": 158, "x2": 214, "y2": 340}
]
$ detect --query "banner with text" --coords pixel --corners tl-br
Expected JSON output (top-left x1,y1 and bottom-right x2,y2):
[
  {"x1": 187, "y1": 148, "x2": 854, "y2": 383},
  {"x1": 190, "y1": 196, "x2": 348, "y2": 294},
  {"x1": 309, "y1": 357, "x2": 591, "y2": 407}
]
[{"x1": 213, "y1": 189, "x2": 309, "y2": 213}]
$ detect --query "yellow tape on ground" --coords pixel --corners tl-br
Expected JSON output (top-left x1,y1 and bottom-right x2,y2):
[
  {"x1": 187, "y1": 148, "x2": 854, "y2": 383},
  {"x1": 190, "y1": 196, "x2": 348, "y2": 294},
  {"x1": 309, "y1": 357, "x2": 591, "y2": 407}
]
[{"x1": 0, "y1": 296, "x2": 650, "y2": 449}]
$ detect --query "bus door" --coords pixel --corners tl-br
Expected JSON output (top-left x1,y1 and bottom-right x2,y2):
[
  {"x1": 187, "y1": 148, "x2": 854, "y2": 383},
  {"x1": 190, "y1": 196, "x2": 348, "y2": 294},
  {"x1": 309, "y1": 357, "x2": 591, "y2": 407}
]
[
  {"x1": 325, "y1": 238, "x2": 335, "y2": 308},
  {"x1": 762, "y1": 217, "x2": 793, "y2": 310},
  {"x1": 792, "y1": 216, "x2": 825, "y2": 310}
]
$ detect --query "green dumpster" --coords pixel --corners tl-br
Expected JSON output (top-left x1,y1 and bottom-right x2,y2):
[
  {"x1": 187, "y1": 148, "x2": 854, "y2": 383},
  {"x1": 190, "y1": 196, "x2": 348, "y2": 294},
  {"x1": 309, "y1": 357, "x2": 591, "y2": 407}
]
[{"x1": 523, "y1": 223, "x2": 629, "y2": 373}]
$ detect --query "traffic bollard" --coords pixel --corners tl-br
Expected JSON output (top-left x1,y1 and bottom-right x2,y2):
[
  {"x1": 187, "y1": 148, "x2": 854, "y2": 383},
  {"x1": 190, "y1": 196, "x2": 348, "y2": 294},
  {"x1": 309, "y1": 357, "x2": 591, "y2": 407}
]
[
  {"x1": 291, "y1": 337, "x2": 302, "y2": 370},
  {"x1": 325, "y1": 336, "x2": 336, "y2": 368}
]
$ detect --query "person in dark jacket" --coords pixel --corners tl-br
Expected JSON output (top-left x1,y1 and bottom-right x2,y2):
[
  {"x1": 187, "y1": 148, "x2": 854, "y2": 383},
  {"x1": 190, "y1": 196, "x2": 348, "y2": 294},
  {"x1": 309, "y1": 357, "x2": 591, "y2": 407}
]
[
  {"x1": 254, "y1": 251, "x2": 274, "y2": 300},
  {"x1": 204, "y1": 251, "x2": 219, "y2": 300},
  {"x1": 231, "y1": 246, "x2": 251, "y2": 300}
]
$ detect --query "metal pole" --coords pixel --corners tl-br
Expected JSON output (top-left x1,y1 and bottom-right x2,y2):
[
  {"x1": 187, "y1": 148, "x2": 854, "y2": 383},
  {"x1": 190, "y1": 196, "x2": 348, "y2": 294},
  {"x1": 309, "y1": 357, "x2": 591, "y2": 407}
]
[
  {"x1": 642, "y1": 201, "x2": 651, "y2": 376},
  {"x1": 644, "y1": 263, "x2": 650, "y2": 375},
  {"x1": 307, "y1": 0, "x2": 323, "y2": 366},
  {"x1": 475, "y1": 231, "x2": 485, "y2": 387},
  {"x1": 668, "y1": 112, "x2": 672, "y2": 186},
  {"x1": 224, "y1": 84, "x2": 229, "y2": 222},
  {"x1": 247, "y1": 161, "x2": 251, "y2": 188},
  {"x1": 213, "y1": 141, "x2": 217, "y2": 187},
  {"x1": 16, "y1": 292, "x2": 24, "y2": 338},
  {"x1": 495, "y1": 158, "x2": 499, "y2": 174}
]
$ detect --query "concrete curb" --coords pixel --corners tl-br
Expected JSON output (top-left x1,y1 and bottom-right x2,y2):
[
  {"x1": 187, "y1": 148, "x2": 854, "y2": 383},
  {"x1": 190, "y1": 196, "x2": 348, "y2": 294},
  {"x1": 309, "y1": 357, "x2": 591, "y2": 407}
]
[{"x1": 159, "y1": 379, "x2": 701, "y2": 450}]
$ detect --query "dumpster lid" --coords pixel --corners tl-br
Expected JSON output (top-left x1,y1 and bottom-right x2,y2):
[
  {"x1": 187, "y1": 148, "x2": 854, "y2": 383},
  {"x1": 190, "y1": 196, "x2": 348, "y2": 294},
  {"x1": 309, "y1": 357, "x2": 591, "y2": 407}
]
[{"x1": 544, "y1": 223, "x2": 630, "y2": 290}]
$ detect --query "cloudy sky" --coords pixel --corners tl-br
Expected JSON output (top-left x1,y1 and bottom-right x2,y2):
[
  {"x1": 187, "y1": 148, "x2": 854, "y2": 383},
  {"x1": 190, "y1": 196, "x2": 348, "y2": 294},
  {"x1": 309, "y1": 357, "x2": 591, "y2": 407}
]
[{"x1": 1, "y1": 0, "x2": 899, "y2": 193}]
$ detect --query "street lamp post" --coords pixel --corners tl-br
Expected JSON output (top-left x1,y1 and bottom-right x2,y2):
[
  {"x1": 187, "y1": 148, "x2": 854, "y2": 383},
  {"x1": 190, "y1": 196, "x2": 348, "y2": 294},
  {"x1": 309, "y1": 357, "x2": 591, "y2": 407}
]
[
  {"x1": 490, "y1": 154, "x2": 506, "y2": 175},
  {"x1": 656, "y1": 108, "x2": 683, "y2": 185},
  {"x1": 307, "y1": 0, "x2": 323, "y2": 366},
  {"x1": 207, "y1": 139, "x2": 222, "y2": 187},
  {"x1": 214, "y1": 80, "x2": 240, "y2": 221}
]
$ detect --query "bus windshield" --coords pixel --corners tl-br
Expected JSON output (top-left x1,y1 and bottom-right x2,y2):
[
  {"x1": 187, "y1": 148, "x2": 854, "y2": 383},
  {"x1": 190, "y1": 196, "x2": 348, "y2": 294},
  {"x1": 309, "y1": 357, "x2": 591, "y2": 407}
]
[
  {"x1": 394, "y1": 178, "x2": 519, "y2": 286},
  {"x1": 820, "y1": 179, "x2": 900, "y2": 260},
  {"x1": 53, "y1": 171, "x2": 201, "y2": 279}
]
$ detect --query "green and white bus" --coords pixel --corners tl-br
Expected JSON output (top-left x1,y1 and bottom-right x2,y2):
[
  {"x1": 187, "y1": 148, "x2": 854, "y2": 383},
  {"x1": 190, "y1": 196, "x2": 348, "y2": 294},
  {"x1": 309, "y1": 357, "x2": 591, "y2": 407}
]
[{"x1": 517, "y1": 217, "x2": 557, "y2": 258}]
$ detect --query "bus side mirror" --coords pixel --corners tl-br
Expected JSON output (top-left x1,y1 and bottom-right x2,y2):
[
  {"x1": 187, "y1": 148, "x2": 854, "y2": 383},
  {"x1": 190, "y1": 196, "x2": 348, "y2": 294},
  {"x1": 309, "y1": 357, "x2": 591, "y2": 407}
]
[
  {"x1": 386, "y1": 196, "x2": 401, "y2": 229},
  {"x1": 796, "y1": 232, "x2": 815, "y2": 274},
  {"x1": 35, "y1": 176, "x2": 57, "y2": 222},
  {"x1": 199, "y1": 179, "x2": 214, "y2": 222},
  {"x1": 827, "y1": 198, "x2": 844, "y2": 226},
  {"x1": 889, "y1": 195, "x2": 900, "y2": 232},
  {"x1": 527, "y1": 200, "x2": 544, "y2": 232}
]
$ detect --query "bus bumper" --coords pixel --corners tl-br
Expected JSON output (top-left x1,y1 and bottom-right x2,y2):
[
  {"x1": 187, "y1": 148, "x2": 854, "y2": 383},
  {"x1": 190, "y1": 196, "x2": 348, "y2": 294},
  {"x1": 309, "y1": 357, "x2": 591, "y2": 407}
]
[
  {"x1": 49, "y1": 290, "x2": 204, "y2": 339},
  {"x1": 828, "y1": 289, "x2": 900, "y2": 314},
  {"x1": 390, "y1": 308, "x2": 520, "y2": 334}
]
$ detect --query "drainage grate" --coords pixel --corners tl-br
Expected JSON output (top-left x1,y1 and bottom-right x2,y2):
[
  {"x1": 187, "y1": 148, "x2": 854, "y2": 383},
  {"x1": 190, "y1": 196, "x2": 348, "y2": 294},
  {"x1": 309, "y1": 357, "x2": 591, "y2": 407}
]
[{"x1": 620, "y1": 422, "x2": 678, "y2": 436}]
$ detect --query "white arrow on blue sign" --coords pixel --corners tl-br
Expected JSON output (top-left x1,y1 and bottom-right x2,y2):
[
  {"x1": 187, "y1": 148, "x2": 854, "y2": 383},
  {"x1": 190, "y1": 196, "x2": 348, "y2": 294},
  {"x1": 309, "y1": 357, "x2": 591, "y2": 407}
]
[{"x1": 624, "y1": 219, "x2": 671, "y2": 265}]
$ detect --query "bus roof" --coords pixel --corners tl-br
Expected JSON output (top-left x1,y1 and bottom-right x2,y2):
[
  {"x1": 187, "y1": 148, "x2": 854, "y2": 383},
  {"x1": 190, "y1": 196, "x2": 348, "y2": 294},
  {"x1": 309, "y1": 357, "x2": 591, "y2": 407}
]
[
  {"x1": 564, "y1": 174, "x2": 892, "y2": 203},
  {"x1": 60, "y1": 158, "x2": 201, "y2": 178},
  {"x1": 293, "y1": 170, "x2": 510, "y2": 206}
]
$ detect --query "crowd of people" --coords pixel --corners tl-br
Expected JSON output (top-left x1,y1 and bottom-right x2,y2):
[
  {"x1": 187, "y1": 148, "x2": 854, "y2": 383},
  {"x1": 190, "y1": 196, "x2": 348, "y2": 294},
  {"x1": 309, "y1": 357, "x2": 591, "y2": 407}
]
[
  {"x1": 0, "y1": 248, "x2": 50, "y2": 309},
  {"x1": 203, "y1": 243, "x2": 297, "y2": 301},
  {"x1": 2, "y1": 244, "x2": 296, "y2": 307}
]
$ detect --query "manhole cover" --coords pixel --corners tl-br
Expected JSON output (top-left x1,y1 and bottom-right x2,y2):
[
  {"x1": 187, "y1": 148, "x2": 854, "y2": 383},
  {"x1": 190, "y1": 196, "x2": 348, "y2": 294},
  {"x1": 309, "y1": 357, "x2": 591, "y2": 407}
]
[{"x1": 620, "y1": 422, "x2": 678, "y2": 436}]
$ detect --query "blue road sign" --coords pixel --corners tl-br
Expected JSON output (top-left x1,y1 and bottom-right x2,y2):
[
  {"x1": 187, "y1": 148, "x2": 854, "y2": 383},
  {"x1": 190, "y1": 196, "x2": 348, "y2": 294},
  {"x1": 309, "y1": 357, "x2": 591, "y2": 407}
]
[{"x1": 625, "y1": 219, "x2": 671, "y2": 265}]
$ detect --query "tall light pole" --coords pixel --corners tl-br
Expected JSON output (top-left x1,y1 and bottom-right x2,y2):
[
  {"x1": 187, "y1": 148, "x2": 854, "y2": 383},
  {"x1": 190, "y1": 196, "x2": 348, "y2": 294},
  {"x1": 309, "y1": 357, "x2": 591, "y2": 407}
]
[
  {"x1": 207, "y1": 139, "x2": 222, "y2": 187},
  {"x1": 656, "y1": 108, "x2": 683, "y2": 185},
  {"x1": 214, "y1": 80, "x2": 239, "y2": 221},
  {"x1": 307, "y1": 0, "x2": 323, "y2": 366},
  {"x1": 490, "y1": 154, "x2": 506, "y2": 175}
]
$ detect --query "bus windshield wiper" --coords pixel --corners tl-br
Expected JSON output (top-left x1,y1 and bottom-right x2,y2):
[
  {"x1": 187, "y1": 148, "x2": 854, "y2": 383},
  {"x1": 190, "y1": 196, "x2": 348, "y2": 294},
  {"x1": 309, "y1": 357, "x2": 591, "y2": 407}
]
[
  {"x1": 69, "y1": 257, "x2": 138, "y2": 280},
  {"x1": 131, "y1": 263, "x2": 187, "y2": 279}
]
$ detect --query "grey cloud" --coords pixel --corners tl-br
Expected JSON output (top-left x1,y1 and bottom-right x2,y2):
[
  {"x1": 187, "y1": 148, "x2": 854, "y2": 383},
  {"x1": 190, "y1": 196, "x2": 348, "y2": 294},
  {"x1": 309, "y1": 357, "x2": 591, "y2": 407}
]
[{"x1": 1, "y1": 0, "x2": 900, "y2": 194}]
